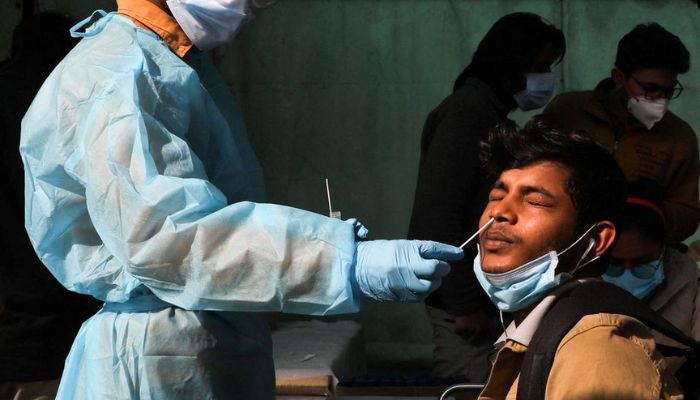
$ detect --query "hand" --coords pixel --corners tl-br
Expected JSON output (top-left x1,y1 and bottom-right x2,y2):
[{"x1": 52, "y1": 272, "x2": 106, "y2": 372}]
[
  {"x1": 452, "y1": 309, "x2": 491, "y2": 343},
  {"x1": 344, "y1": 218, "x2": 369, "y2": 240},
  {"x1": 353, "y1": 240, "x2": 463, "y2": 302}
]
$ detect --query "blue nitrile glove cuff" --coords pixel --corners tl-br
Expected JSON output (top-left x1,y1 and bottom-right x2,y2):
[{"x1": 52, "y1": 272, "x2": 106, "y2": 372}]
[
  {"x1": 345, "y1": 218, "x2": 369, "y2": 240},
  {"x1": 352, "y1": 240, "x2": 462, "y2": 302}
]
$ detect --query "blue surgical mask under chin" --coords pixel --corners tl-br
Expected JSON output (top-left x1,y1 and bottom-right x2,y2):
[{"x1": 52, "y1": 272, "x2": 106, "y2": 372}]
[
  {"x1": 473, "y1": 225, "x2": 598, "y2": 312},
  {"x1": 602, "y1": 261, "x2": 665, "y2": 299},
  {"x1": 474, "y1": 249, "x2": 564, "y2": 312},
  {"x1": 513, "y1": 72, "x2": 556, "y2": 111}
]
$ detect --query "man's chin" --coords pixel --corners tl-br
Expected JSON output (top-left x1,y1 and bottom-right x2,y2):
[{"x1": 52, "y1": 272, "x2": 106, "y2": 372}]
[{"x1": 481, "y1": 259, "x2": 516, "y2": 274}]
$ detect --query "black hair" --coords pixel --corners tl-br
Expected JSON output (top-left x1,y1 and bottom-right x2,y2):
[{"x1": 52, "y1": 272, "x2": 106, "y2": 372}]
[
  {"x1": 615, "y1": 23, "x2": 690, "y2": 74},
  {"x1": 480, "y1": 118, "x2": 627, "y2": 231},
  {"x1": 453, "y1": 12, "x2": 565, "y2": 99},
  {"x1": 10, "y1": 12, "x2": 78, "y2": 72},
  {"x1": 616, "y1": 179, "x2": 666, "y2": 245}
]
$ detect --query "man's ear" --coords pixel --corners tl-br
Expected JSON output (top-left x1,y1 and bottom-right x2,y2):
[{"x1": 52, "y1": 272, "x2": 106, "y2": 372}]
[
  {"x1": 611, "y1": 68, "x2": 627, "y2": 88},
  {"x1": 593, "y1": 220, "x2": 617, "y2": 257}
]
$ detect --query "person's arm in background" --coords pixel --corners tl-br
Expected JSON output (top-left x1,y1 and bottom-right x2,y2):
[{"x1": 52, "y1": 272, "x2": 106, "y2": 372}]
[
  {"x1": 664, "y1": 129, "x2": 700, "y2": 241},
  {"x1": 409, "y1": 92, "x2": 500, "y2": 339}
]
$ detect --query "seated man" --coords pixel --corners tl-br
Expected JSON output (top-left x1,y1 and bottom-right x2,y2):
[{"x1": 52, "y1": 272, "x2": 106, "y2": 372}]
[
  {"x1": 474, "y1": 120, "x2": 682, "y2": 398},
  {"x1": 603, "y1": 179, "x2": 699, "y2": 372},
  {"x1": 541, "y1": 22, "x2": 699, "y2": 242}
]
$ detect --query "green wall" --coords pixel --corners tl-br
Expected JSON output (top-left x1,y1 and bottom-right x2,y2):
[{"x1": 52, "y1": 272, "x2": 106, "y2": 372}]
[{"x1": 3, "y1": 0, "x2": 699, "y2": 368}]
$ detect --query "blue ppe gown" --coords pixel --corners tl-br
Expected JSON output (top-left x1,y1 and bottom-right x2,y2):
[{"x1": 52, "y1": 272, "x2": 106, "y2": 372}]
[{"x1": 20, "y1": 11, "x2": 359, "y2": 399}]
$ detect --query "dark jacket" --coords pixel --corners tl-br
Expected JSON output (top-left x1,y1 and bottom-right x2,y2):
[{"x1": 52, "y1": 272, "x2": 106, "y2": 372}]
[
  {"x1": 0, "y1": 59, "x2": 102, "y2": 382},
  {"x1": 408, "y1": 78, "x2": 509, "y2": 315},
  {"x1": 541, "y1": 78, "x2": 700, "y2": 241}
]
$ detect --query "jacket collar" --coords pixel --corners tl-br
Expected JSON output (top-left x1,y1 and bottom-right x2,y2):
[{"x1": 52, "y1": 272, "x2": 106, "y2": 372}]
[
  {"x1": 117, "y1": 0, "x2": 193, "y2": 57},
  {"x1": 648, "y1": 248, "x2": 698, "y2": 310},
  {"x1": 496, "y1": 279, "x2": 592, "y2": 347},
  {"x1": 586, "y1": 78, "x2": 654, "y2": 132}
]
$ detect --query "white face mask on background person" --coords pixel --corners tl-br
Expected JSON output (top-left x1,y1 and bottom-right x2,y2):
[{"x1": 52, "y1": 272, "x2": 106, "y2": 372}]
[
  {"x1": 513, "y1": 72, "x2": 556, "y2": 111},
  {"x1": 627, "y1": 96, "x2": 668, "y2": 130},
  {"x1": 167, "y1": 0, "x2": 253, "y2": 51}
]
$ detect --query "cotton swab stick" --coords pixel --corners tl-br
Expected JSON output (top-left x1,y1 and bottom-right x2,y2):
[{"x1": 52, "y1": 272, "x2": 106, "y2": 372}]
[
  {"x1": 325, "y1": 178, "x2": 333, "y2": 217},
  {"x1": 459, "y1": 217, "x2": 495, "y2": 249}
]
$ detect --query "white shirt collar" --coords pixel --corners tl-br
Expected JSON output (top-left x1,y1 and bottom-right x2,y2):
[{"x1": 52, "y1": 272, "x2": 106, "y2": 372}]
[{"x1": 495, "y1": 278, "x2": 595, "y2": 346}]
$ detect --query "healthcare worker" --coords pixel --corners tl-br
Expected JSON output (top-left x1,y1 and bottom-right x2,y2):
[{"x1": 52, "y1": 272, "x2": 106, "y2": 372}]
[{"x1": 19, "y1": 0, "x2": 462, "y2": 399}]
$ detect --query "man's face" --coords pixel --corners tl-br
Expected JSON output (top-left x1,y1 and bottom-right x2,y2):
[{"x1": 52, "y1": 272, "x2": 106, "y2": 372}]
[
  {"x1": 610, "y1": 229, "x2": 663, "y2": 270},
  {"x1": 478, "y1": 161, "x2": 577, "y2": 274},
  {"x1": 614, "y1": 67, "x2": 679, "y2": 100}
]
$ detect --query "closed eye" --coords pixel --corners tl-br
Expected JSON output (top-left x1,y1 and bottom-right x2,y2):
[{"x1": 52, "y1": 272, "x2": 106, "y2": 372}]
[
  {"x1": 521, "y1": 185, "x2": 555, "y2": 207},
  {"x1": 488, "y1": 189, "x2": 506, "y2": 202},
  {"x1": 525, "y1": 193, "x2": 553, "y2": 207}
]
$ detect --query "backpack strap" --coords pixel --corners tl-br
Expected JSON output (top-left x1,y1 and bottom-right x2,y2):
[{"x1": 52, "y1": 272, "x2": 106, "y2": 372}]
[{"x1": 516, "y1": 280, "x2": 700, "y2": 400}]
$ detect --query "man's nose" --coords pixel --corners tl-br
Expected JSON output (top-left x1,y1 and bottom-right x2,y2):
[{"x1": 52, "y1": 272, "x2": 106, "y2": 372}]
[{"x1": 488, "y1": 200, "x2": 516, "y2": 223}]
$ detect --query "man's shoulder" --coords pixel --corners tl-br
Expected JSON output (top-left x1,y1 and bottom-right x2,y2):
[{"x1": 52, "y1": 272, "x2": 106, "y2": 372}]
[
  {"x1": 443, "y1": 78, "x2": 513, "y2": 116},
  {"x1": 651, "y1": 248, "x2": 698, "y2": 308},
  {"x1": 540, "y1": 90, "x2": 599, "y2": 125},
  {"x1": 658, "y1": 111, "x2": 697, "y2": 141},
  {"x1": 665, "y1": 248, "x2": 698, "y2": 278},
  {"x1": 559, "y1": 312, "x2": 656, "y2": 349},
  {"x1": 48, "y1": 23, "x2": 196, "y2": 103},
  {"x1": 550, "y1": 89, "x2": 595, "y2": 104},
  {"x1": 445, "y1": 81, "x2": 500, "y2": 110},
  {"x1": 547, "y1": 313, "x2": 682, "y2": 399},
  {"x1": 545, "y1": 90, "x2": 595, "y2": 111},
  {"x1": 64, "y1": 16, "x2": 187, "y2": 74},
  {"x1": 426, "y1": 82, "x2": 503, "y2": 131}
]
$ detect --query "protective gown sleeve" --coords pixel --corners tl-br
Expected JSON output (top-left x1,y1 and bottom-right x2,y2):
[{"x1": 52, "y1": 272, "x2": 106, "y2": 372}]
[{"x1": 21, "y1": 32, "x2": 358, "y2": 315}]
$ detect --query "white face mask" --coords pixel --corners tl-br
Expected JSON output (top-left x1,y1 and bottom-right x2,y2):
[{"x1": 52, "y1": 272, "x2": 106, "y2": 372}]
[
  {"x1": 167, "y1": 0, "x2": 253, "y2": 51},
  {"x1": 627, "y1": 96, "x2": 668, "y2": 130},
  {"x1": 513, "y1": 72, "x2": 556, "y2": 111}
]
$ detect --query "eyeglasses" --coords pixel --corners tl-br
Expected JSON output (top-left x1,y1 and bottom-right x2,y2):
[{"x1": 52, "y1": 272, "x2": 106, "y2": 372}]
[
  {"x1": 630, "y1": 75, "x2": 684, "y2": 100},
  {"x1": 605, "y1": 257, "x2": 662, "y2": 279}
]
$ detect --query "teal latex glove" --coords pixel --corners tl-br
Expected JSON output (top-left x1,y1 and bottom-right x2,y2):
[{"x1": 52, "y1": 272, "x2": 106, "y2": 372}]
[{"x1": 353, "y1": 240, "x2": 463, "y2": 302}]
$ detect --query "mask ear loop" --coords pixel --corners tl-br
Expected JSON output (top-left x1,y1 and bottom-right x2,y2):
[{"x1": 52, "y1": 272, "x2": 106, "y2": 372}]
[
  {"x1": 499, "y1": 310, "x2": 509, "y2": 340},
  {"x1": 568, "y1": 238, "x2": 599, "y2": 276},
  {"x1": 557, "y1": 224, "x2": 597, "y2": 257},
  {"x1": 557, "y1": 224, "x2": 601, "y2": 278}
]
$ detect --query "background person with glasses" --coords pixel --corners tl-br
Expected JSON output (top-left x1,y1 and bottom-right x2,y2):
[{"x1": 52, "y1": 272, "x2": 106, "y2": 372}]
[
  {"x1": 602, "y1": 179, "x2": 699, "y2": 373},
  {"x1": 541, "y1": 22, "x2": 699, "y2": 242}
]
